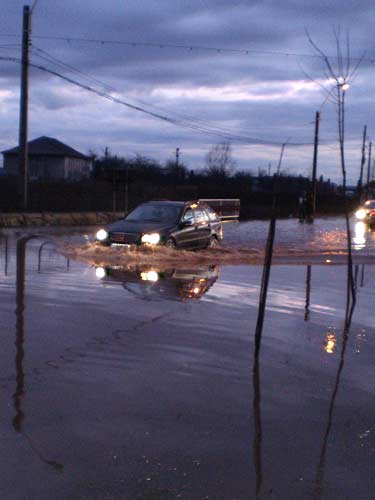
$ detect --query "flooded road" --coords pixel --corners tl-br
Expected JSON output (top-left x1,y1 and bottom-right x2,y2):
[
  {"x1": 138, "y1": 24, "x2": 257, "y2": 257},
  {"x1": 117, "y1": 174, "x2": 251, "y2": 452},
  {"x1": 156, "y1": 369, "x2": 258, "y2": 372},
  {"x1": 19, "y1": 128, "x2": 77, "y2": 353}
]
[
  {"x1": 58, "y1": 216, "x2": 375, "y2": 268},
  {"x1": 0, "y1": 219, "x2": 374, "y2": 500}
]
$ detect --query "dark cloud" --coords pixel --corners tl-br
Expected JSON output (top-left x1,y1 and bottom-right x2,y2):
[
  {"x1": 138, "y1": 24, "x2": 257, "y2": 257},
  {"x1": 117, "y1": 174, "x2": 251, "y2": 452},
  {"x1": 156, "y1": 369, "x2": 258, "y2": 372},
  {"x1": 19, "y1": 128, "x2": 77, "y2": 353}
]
[{"x1": 0, "y1": 0, "x2": 374, "y2": 182}]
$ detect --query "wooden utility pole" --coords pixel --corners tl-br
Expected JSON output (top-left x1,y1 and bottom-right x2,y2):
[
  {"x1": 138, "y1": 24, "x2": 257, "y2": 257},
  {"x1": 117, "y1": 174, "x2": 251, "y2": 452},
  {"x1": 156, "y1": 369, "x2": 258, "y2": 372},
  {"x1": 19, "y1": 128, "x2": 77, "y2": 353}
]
[
  {"x1": 112, "y1": 169, "x2": 117, "y2": 213},
  {"x1": 358, "y1": 125, "x2": 367, "y2": 199},
  {"x1": 18, "y1": 5, "x2": 31, "y2": 210},
  {"x1": 275, "y1": 142, "x2": 286, "y2": 175},
  {"x1": 175, "y1": 147, "x2": 180, "y2": 167},
  {"x1": 124, "y1": 165, "x2": 129, "y2": 216},
  {"x1": 366, "y1": 141, "x2": 372, "y2": 199},
  {"x1": 310, "y1": 111, "x2": 320, "y2": 219}
]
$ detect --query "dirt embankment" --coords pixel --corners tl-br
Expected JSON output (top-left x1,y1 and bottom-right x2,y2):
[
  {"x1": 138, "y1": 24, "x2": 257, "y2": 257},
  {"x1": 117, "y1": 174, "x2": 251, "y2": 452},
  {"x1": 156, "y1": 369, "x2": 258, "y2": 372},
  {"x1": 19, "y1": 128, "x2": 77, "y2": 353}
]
[{"x1": 0, "y1": 212, "x2": 123, "y2": 227}]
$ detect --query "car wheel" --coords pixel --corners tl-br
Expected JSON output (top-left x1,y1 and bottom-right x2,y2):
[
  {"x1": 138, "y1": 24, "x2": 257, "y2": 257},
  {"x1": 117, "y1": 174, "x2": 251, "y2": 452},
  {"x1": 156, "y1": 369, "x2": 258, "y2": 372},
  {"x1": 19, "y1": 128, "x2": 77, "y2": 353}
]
[
  {"x1": 166, "y1": 238, "x2": 177, "y2": 249},
  {"x1": 208, "y1": 236, "x2": 219, "y2": 248}
]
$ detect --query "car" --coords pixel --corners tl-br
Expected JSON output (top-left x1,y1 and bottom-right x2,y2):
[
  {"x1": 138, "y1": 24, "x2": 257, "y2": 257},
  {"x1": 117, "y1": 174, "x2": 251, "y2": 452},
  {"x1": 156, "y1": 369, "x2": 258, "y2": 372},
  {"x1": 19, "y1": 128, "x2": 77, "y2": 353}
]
[
  {"x1": 355, "y1": 199, "x2": 375, "y2": 225},
  {"x1": 95, "y1": 200, "x2": 223, "y2": 249}
]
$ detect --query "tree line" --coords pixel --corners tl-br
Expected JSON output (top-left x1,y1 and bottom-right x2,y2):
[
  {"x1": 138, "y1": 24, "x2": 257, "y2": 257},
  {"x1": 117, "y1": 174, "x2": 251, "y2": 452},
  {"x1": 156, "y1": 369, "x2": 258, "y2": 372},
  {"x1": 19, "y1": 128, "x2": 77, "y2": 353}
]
[{"x1": 0, "y1": 142, "x2": 347, "y2": 217}]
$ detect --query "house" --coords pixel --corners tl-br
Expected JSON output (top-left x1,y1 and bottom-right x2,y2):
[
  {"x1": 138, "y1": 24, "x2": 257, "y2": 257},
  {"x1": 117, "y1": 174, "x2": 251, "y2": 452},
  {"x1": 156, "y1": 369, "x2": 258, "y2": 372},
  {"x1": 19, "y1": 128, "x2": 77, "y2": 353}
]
[{"x1": 2, "y1": 136, "x2": 92, "y2": 181}]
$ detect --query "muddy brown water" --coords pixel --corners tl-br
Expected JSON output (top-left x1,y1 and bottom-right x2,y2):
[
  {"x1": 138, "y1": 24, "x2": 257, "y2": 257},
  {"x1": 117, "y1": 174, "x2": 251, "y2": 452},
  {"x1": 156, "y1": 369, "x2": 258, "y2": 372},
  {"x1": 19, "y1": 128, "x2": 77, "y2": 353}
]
[{"x1": 0, "y1": 219, "x2": 374, "y2": 500}]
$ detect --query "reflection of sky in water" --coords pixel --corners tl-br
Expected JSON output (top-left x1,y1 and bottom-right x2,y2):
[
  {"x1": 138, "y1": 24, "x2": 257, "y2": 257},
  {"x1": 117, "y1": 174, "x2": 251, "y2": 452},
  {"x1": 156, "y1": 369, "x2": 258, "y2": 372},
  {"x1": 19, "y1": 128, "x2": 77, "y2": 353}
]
[
  {"x1": 202, "y1": 265, "x2": 375, "y2": 327},
  {"x1": 0, "y1": 231, "x2": 375, "y2": 500}
]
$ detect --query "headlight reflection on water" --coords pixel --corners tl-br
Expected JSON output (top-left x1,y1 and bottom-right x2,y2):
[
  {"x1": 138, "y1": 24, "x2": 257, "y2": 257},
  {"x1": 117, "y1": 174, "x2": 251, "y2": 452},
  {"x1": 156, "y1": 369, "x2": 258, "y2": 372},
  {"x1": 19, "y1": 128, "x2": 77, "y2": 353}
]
[
  {"x1": 324, "y1": 333, "x2": 336, "y2": 354},
  {"x1": 353, "y1": 221, "x2": 367, "y2": 249}
]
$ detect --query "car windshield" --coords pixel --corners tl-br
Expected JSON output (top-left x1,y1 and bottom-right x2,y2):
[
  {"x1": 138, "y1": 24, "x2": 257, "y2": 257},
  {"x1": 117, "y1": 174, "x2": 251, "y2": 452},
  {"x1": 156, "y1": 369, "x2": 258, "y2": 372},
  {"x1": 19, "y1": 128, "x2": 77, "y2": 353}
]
[
  {"x1": 364, "y1": 200, "x2": 375, "y2": 209},
  {"x1": 125, "y1": 204, "x2": 181, "y2": 223}
]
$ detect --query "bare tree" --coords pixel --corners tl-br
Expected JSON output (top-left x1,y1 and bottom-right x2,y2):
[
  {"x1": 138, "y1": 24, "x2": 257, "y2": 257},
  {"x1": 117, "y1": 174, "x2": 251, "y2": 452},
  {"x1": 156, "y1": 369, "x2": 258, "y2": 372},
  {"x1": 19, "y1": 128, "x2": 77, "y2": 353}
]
[
  {"x1": 307, "y1": 28, "x2": 363, "y2": 302},
  {"x1": 204, "y1": 141, "x2": 236, "y2": 178}
]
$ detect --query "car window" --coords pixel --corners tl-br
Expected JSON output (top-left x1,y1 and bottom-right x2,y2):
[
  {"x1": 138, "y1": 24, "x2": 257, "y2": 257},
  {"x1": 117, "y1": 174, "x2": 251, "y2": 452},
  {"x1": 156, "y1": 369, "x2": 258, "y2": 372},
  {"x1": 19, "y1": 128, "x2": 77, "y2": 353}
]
[
  {"x1": 182, "y1": 208, "x2": 194, "y2": 222},
  {"x1": 205, "y1": 206, "x2": 218, "y2": 221},
  {"x1": 126, "y1": 204, "x2": 180, "y2": 222},
  {"x1": 194, "y1": 208, "x2": 206, "y2": 223},
  {"x1": 201, "y1": 209, "x2": 210, "y2": 221}
]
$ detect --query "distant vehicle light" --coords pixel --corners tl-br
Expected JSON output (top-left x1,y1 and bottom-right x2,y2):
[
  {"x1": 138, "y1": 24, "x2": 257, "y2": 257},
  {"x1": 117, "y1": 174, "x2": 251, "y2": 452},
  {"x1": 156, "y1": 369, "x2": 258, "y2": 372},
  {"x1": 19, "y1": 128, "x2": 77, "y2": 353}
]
[
  {"x1": 355, "y1": 209, "x2": 367, "y2": 220},
  {"x1": 140, "y1": 270, "x2": 159, "y2": 282},
  {"x1": 141, "y1": 233, "x2": 160, "y2": 245},
  {"x1": 96, "y1": 229, "x2": 108, "y2": 241},
  {"x1": 95, "y1": 267, "x2": 106, "y2": 279}
]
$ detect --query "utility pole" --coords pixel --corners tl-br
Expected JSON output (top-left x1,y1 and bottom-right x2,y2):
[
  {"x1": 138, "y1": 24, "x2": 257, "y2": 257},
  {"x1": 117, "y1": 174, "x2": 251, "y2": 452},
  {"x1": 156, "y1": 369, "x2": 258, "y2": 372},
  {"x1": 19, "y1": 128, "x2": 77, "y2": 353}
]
[
  {"x1": 358, "y1": 125, "x2": 367, "y2": 199},
  {"x1": 175, "y1": 148, "x2": 180, "y2": 167},
  {"x1": 112, "y1": 168, "x2": 117, "y2": 213},
  {"x1": 275, "y1": 142, "x2": 286, "y2": 176},
  {"x1": 366, "y1": 141, "x2": 372, "y2": 199},
  {"x1": 310, "y1": 111, "x2": 320, "y2": 219},
  {"x1": 18, "y1": 5, "x2": 31, "y2": 210},
  {"x1": 124, "y1": 165, "x2": 129, "y2": 216}
]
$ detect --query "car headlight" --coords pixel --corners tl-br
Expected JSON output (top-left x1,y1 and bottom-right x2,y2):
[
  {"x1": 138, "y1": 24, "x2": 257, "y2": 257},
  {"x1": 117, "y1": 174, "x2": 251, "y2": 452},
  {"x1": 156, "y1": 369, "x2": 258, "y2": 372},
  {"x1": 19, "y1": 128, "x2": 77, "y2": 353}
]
[
  {"x1": 141, "y1": 233, "x2": 160, "y2": 245},
  {"x1": 96, "y1": 228, "x2": 108, "y2": 241},
  {"x1": 140, "y1": 270, "x2": 159, "y2": 282},
  {"x1": 355, "y1": 209, "x2": 367, "y2": 220}
]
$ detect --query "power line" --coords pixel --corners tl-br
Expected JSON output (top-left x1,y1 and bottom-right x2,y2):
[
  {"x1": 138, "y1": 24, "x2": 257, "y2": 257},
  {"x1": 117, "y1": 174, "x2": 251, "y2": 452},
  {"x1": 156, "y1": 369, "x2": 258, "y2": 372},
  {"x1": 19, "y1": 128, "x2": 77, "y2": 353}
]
[
  {"x1": 30, "y1": 45, "x2": 316, "y2": 142},
  {"x1": 0, "y1": 32, "x2": 372, "y2": 63},
  {"x1": 31, "y1": 46, "x2": 116, "y2": 93},
  {"x1": 23, "y1": 53, "x2": 316, "y2": 146},
  {"x1": 0, "y1": 43, "x2": 21, "y2": 50},
  {"x1": 31, "y1": 0, "x2": 40, "y2": 13},
  {"x1": 0, "y1": 54, "x2": 330, "y2": 147}
]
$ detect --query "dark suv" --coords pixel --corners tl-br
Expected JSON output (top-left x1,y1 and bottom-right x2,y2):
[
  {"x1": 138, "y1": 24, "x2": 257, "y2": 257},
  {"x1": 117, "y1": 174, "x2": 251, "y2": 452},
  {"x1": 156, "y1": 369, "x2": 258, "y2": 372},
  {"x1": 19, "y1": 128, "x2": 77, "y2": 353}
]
[{"x1": 95, "y1": 200, "x2": 223, "y2": 249}]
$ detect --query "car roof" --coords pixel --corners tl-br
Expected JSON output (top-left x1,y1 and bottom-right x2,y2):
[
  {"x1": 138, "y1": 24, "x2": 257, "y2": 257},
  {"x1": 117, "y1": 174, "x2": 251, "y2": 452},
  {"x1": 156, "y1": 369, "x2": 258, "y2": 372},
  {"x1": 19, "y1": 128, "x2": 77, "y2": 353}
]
[
  {"x1": 141, "y1": 200, "x2": 202, "y2": 207},
  {"x1": 142, "y1": 200, "x2": 186, "y2": 206}
]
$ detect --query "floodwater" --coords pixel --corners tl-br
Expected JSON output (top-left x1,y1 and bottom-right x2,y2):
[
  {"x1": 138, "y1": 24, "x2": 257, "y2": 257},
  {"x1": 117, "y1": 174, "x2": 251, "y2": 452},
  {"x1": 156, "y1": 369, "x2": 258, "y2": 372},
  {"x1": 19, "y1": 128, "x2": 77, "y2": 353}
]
[
  {"x1": 59, "y1": 216, "x2": 375, "y2": 268},
  {"x1": 0, "y1": 218, "x2": 374, "y2": 500}
]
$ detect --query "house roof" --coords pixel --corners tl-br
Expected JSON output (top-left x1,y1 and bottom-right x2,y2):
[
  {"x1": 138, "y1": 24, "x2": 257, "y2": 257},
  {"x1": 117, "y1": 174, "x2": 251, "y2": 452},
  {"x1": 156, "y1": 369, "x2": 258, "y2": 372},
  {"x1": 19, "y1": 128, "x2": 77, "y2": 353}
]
[{"x1": 2, "y1": 136, "x2": 90, "y2": 159}]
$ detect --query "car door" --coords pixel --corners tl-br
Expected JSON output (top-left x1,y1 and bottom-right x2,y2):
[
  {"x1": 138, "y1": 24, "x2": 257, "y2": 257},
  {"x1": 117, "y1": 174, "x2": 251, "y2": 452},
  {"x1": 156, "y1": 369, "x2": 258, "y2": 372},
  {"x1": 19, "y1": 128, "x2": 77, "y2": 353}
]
[
  {"x1": 175, "y1": 207, "x2": 198, "y2": 249},
  {"x1": 193, "y1": 207, "x2": 211, "y2": 248}
]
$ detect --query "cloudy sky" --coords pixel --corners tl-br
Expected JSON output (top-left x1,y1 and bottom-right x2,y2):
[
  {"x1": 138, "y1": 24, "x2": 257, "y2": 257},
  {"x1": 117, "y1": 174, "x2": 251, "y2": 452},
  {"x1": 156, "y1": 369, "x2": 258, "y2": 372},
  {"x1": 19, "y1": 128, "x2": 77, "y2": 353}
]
[{"x1": 0, "y1": 0, "x2": 374, "y2": 183}]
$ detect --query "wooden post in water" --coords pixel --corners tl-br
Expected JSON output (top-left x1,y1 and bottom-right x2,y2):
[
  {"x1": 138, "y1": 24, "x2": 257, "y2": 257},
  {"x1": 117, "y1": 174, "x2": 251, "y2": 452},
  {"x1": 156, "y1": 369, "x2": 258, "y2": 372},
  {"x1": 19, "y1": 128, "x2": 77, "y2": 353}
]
[
  {"x1": 358, "y1": 125, "x2": 367, "y2": 200},
  {"x1": 310, "y1": 111, "x2": 320, "y2": 220},
  {"x1": 366, "y1": 141, "x2": 372, "y2": 199}
]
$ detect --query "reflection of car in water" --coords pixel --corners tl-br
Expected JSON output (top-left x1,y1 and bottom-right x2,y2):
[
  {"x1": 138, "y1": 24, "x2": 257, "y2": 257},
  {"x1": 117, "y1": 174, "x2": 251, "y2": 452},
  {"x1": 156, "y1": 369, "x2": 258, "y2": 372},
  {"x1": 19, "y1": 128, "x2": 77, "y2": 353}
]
[
  {"x1": 355, "y1": 200, "x2": 375, "y2": 225},
  {"x1": 95, "y1": 264, "x2": 220, "y2": 301}
]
